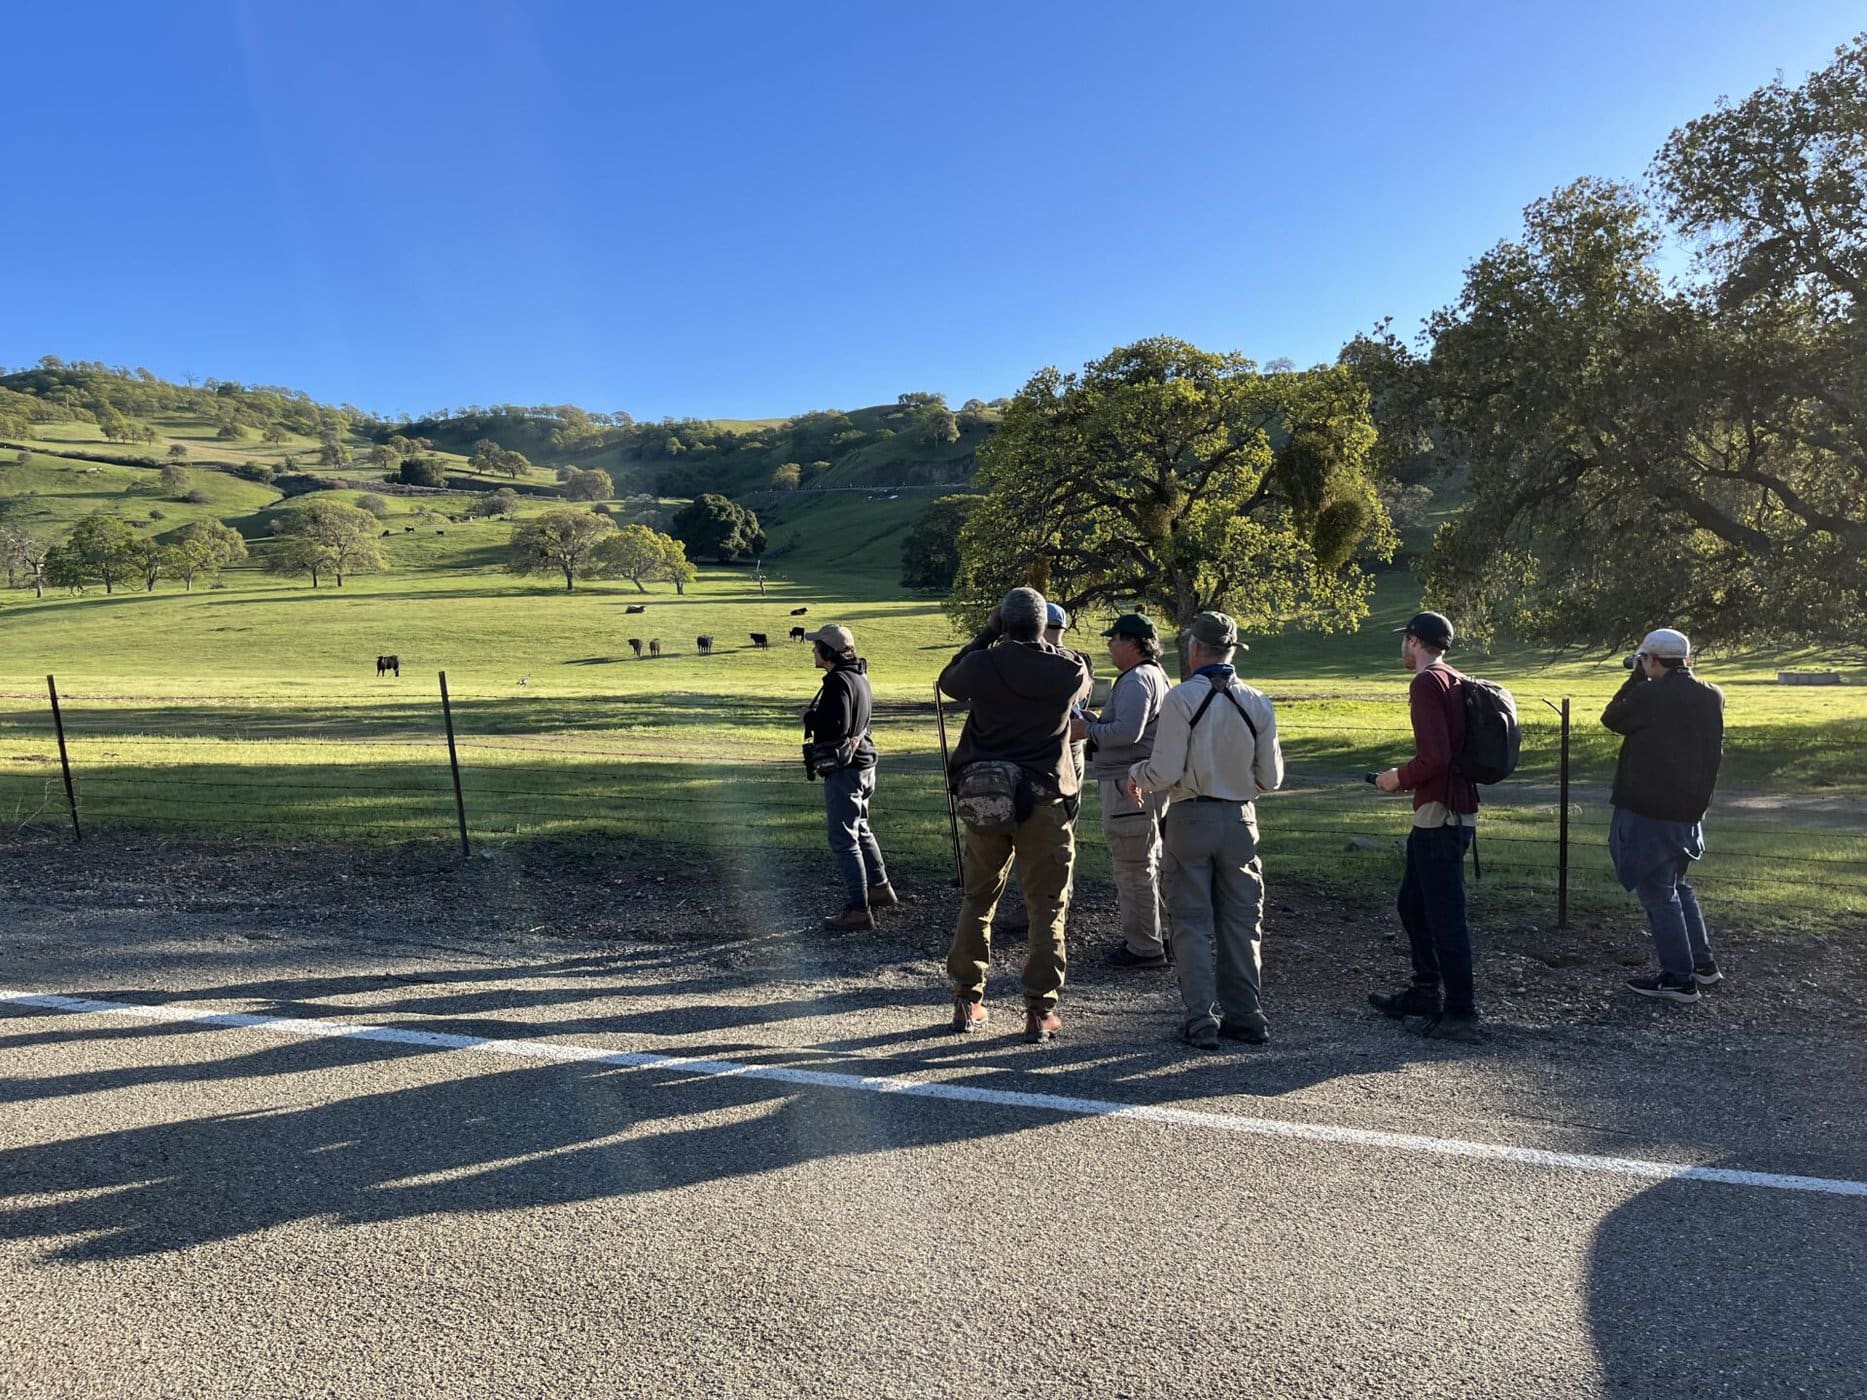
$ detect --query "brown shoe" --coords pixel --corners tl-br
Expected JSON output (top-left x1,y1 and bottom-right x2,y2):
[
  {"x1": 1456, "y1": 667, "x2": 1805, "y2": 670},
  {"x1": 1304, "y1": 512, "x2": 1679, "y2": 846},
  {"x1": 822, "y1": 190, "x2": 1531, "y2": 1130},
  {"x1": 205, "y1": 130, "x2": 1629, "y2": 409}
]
[
  {"x1": 867, "y1": 882, "x2": 901, "y2": 908},
  {"x1": 950, "y1": 997, "x2": 988, "y2": 1034},
  {"x1": 1023, "y1": 1007, "x2": 1062, "y2": 1043},
  {"x1": 822, "y1": 904, "x2": 874, "y2": 931}
]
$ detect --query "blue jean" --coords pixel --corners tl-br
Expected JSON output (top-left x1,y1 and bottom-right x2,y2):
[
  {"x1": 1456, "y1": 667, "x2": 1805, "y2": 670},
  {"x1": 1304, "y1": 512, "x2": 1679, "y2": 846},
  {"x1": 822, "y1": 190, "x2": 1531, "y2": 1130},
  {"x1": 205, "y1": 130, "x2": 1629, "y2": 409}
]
[
  {"x1": 824, "y1": 764, "x2": 888, "y2": 906},
  {"x1": 1398, "y1": 824, "x2": 1475, "y2": 1016},
  {"x1": 1611, "y1": 808, "x2": 1712, "y2": 980}
]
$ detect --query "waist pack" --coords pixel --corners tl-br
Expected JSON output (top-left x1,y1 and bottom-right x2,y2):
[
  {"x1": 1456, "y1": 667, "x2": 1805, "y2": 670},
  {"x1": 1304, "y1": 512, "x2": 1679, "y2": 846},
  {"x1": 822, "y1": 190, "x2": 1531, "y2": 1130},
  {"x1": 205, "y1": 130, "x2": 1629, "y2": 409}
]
[{"x1": 953, "y1": 761, "x2": 1035, "y2": 835}]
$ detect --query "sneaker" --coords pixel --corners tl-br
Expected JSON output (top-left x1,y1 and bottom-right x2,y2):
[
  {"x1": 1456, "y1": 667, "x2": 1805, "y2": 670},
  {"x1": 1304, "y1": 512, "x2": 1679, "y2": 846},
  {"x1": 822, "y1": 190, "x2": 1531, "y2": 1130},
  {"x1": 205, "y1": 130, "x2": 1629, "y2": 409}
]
[
  {"x1": 1692, "y1": 960, "x2": 1724, "y2": 987},
  {"x1": 1108, "y1": 945, "x2": 1169, "y2": 970},
  {"x1": 950, "y1": 997, "x2": 988, "y2": 1034},
  {"x1": 867, "y1": 882, "x2": 901, "y2": 908},
  {"x1": 1023, "y1": 1007, "x2": 1062, "y2": 1043},
  {"x1": 1368, "y1": 985, "x2": 1442, "y2": 1019},
  {"x1": 1184, "y1": 1024, "x2": 1221, "y2": 1052},
  {"x1": 1626, "y1": 974, "x2": 1701, "y2": 1004},
  {"x1": 1414, "y1": 1012, "x2": 1482, "y2": 1043},
  {"x1": 822, "y1": 904, "x2": 874, "y2": 932},
  {"x1": 1218, "y1": 1014, "x2": 1271, "y2": 1046}
]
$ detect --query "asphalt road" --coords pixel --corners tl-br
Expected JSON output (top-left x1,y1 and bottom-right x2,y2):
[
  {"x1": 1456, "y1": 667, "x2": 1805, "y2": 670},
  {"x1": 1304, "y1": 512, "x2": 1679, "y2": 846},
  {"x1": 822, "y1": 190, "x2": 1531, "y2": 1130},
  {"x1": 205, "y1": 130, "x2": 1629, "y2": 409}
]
[{"x1": 2, "y1": 909, "x2": 1863, "y2": 1399}]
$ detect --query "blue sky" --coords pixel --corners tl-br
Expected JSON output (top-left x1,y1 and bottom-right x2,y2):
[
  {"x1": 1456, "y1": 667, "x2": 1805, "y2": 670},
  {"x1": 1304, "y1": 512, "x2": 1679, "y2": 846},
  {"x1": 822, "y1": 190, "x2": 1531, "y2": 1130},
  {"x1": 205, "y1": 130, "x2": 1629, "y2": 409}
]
[{"x1": 4, "y1": 2, "x2": 1860, "y2": 421}]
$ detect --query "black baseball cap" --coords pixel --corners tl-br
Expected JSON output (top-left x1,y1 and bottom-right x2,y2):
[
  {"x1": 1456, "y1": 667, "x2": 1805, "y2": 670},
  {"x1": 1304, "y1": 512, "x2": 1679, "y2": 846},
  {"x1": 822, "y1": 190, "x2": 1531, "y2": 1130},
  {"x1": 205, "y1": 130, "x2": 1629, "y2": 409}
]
[{"x1": 1396, "y1": 611, "x2": 1454, "y2": 648}]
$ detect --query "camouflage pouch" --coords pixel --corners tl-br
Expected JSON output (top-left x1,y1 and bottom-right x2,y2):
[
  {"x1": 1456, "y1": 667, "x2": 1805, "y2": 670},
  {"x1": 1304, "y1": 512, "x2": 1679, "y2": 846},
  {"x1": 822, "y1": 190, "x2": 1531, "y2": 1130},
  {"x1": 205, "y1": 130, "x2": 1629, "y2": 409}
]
[{"x1": 954, "y1": 761, "x2": 1023, "y2": 836}]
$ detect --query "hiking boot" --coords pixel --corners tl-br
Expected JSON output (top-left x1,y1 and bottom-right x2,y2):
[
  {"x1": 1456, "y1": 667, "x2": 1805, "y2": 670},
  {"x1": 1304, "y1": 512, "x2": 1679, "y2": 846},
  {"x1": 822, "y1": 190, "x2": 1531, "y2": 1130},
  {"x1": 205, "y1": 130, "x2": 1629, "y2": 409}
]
[
  {"x1": 1692, "y1": 960, "x2": 1724, "y2": 987},
  {"x1": 1368, "y1": 985, "x2": 1442, "y2": 1019},
  {"x1": 867, "y1": 882, "x2": 901, "y2": 908},
  {"x1": 1023, "y1": 1007, "x2": 1062, "y2": 1043},
  {"x1": 1414, "y1": 1011, "x2": 1482, "y2": 1043},
  {"x1": 950, "y1": 997, "x2": 988, "y2": 1034},
  {"x1": 822, "y1": 904, "x2": 874, "y2": 932},
  {"x1": 1184, "y1": 1024, "x2": 1221, "y2": 1052},
  {"x1": 1219, "y1": 1013, "x2": 1271, "y2": 1045},
  {"x1": 1627, "y1": 974, "x2": 1701, "y2": 1004},
  {"x1": 1108, "y1": 945, "x2": 1169, "y2": 970}
]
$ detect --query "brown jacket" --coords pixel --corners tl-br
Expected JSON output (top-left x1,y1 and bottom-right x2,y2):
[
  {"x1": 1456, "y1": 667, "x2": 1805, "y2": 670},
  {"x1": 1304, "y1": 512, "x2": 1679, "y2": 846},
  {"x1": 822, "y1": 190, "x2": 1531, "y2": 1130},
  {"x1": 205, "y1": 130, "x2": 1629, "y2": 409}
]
[{"x1": 940, "y1": 633, "x2": 1093, "y2": 797}]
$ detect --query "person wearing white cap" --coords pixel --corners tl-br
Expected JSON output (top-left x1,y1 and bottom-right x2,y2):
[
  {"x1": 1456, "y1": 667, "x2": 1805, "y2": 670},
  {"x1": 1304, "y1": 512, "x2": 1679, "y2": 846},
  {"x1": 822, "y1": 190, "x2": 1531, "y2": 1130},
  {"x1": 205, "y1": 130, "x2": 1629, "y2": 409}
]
[
  {"x1": 802, "y1": 622, "x2": 898, "y2": 931},
  {"x1": 1602, "y1": 627, "x2": 1726, "y2": 1002}
]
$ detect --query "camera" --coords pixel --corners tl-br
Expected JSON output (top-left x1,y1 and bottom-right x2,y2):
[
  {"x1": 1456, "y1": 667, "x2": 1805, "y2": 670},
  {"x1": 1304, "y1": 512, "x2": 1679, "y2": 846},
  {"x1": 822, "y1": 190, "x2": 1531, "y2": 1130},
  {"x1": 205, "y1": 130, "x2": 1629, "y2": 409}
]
[{"x1": 1622, "y1": 652, "x2": 1642, "y2": 670}]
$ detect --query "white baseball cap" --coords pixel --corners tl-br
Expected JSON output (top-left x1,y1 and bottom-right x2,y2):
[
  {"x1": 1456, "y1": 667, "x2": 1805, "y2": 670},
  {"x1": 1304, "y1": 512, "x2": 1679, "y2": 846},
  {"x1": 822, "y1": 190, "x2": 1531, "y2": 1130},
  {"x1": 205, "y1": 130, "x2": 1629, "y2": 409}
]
[{"x1": 1638, "y1": 628, "x2": 1691, "y2": 660}]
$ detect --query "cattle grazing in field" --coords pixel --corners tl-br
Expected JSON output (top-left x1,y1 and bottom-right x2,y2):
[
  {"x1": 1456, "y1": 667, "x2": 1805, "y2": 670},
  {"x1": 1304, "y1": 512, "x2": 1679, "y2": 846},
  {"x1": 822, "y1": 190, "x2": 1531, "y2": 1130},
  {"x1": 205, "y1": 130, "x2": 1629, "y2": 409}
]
[
  {"x1": 381, "y1": 529, "x2": 391, "y2": 537},
  {"x1": 629, "y1": 638, "x2": 643, "y2": 657},
  {"x1": 517, "y1": 675, "x2": 529, "y2": 686},
  {"x1": 376, "y1": 655, "x2": 400, "y2": 678},
  {"x1": 749, "y1": 632, "x2": 770, "y2": 648},
  {"x1": 697, "y1": 635, "x2": 714, "y2": 654},
  {"x1": 404, "y1": 525, "x2": 416, "y2": 533},
  {"x1": 624, "y1": 603, "x2": 647, "y2": 614},
  {"x1": 788, "y1": 626, "x2": 806, "y2": 641},
  {"x1": 649, "y1": 638, "x2": 662, "y2": 657},
  {"x1": 790, "y1": 607, "x2": 808, "y2": 616},
  {"x1": 436, "y1": 529, "x2": 446, "y2": 535}
]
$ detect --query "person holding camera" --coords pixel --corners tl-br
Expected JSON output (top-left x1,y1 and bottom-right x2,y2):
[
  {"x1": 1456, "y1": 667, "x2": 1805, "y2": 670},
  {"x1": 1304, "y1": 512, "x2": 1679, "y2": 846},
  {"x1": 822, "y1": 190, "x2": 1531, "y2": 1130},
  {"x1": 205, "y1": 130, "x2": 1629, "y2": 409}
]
[
  {"x1": 939, "y1": 587, "x2": 1093, "y2": 1042},
  {"x1": 1602, "y1": 628, "x2": 1725, "y2": 1002},
  {"x1": 802, "y1": 623, "x2": 897, "y2": 931},
  {"x1": 1071, "y1": 613, "x2": 1173, "y2": 969}
]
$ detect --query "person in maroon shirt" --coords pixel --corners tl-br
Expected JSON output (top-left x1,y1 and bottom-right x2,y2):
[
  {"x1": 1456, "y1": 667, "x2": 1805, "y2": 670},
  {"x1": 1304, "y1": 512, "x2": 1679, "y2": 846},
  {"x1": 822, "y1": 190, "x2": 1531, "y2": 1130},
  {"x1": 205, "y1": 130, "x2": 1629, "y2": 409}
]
[{"x1": 1369, "y1": 611, "x2": 1482, "y2": 1042}]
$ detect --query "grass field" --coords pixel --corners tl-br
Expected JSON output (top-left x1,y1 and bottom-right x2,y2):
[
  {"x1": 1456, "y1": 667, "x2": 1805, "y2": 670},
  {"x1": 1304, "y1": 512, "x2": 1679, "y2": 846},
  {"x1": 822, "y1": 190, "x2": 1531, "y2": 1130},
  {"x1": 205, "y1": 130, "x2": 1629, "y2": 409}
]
[{"x1": 3, "y1": 437, "x2": 1865, "y2": 930}]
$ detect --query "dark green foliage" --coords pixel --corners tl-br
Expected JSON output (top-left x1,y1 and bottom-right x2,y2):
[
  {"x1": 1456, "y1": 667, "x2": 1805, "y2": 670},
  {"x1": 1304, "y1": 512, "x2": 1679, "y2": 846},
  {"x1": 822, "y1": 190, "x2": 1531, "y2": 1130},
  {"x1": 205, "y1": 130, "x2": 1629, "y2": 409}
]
[
  {"x1": 900, "y1": 493, "x2": 979, "y2": 590},
  {"x1": 672, "y1": 493, "x2": 765, "y2": 563},
  {"x1": 398, "y1": 457, "x2": 448, "y2": 488}
]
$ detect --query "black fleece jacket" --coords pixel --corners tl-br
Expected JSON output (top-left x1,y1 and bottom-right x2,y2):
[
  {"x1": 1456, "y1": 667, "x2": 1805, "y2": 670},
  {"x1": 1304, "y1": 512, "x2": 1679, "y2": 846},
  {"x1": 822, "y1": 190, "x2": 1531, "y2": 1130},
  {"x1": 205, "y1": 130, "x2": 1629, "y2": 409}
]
[
  {"x1": 803, "y1": 656, "x2": 877, "y2": 769},
  {"x1": 1601, "y1": 666, "x2": 1724, "y2": 822}
]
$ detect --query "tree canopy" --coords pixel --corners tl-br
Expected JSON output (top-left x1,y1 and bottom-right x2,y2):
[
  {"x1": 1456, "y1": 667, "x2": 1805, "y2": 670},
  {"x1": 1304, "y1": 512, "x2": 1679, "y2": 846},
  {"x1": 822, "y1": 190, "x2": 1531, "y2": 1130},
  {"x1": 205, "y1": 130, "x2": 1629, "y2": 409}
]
[
  {"x1": 265, "y1": 500, "x2": 387, "y2": 588},
  {"x1": 900, "y1": 493, "x2": 979, "y2": 590},
  {"x1": 672, "y1": 493, "x2": 765, "y2": 563},
  {"x1": 507, "y1": 508, "x2": 618, "y2": 590},
  {"x1": 1411, "y1": 36, "x2": 1867, "y2": 649},
  {"x1": 950, "y1": 338, "x2": 1391, "y2": 638}
]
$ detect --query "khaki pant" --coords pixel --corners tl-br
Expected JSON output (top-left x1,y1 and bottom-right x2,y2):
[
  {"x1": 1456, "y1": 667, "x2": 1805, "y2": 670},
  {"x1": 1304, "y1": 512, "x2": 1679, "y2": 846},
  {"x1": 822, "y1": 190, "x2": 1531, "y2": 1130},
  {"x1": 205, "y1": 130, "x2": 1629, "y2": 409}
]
[
  {"x1": 947, "y1": 797, "x2": 1076, "y2": 1011},
  {"x1": 1100, "y1": 778, "x2": 1168, "y2": 958},
  {"x1": 1162, "y1": 799, "x2": 1265, "y2": 1036}
]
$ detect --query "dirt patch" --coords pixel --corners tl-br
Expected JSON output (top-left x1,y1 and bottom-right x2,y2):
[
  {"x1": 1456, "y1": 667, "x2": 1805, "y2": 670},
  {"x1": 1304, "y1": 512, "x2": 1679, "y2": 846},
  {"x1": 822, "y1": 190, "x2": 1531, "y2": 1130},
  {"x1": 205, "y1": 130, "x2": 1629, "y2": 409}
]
[{"x1": 2, "y1": 830, "x2": 1862, "y2": 1044}]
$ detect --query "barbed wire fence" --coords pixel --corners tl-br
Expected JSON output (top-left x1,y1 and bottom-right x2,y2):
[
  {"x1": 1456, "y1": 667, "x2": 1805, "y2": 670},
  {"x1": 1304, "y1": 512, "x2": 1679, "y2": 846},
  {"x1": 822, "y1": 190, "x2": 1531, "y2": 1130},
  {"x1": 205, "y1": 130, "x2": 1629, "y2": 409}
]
[{"x1": 7, "y1": 673, "x2": 1865, "y2": 927}]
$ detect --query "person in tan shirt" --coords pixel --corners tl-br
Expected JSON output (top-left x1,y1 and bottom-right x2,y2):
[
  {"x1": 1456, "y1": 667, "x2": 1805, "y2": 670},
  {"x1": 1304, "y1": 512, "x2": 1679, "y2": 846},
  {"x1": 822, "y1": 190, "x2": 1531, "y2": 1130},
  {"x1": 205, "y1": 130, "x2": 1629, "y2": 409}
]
[{"x1": 1128, "y1": 611, "x2": 1284, "y2": 1050}]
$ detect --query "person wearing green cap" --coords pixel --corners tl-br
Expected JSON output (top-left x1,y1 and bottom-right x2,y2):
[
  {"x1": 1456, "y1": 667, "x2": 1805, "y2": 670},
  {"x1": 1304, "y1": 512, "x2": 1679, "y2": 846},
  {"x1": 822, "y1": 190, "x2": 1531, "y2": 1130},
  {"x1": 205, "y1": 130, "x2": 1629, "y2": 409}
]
[
  {"x1": 1070, "y1": 613, "x2": 1173, "y2": 969},
  {"x1": 1127, "y1": 611, "x2": 1284, "y2": 1050}
]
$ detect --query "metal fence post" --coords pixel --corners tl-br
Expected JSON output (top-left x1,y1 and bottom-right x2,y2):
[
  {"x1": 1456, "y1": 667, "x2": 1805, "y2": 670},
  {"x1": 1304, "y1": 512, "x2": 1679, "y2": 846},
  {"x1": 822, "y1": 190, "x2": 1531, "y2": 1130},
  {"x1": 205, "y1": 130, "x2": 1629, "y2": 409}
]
[
  {"x1": 439, "y1": 671, "x2": 470, "y2": 859},
  {"x1": 46, "y1": 675, "x2": 81, "y2": 843},
  {"x1": 1557, "y1": 697, "x2": 1571, "y2": 929}
]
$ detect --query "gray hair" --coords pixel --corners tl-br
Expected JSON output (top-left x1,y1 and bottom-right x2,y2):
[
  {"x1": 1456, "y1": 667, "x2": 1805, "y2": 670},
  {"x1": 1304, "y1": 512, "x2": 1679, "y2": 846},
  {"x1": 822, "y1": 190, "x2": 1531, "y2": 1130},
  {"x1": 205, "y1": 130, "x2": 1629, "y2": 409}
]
[
  {"x1": 1000, "y1": 587, "x2": 1046, "y2": 641},
  {"x1": 1188, "y1": 638, "x2": 1236, "y2": 666}
]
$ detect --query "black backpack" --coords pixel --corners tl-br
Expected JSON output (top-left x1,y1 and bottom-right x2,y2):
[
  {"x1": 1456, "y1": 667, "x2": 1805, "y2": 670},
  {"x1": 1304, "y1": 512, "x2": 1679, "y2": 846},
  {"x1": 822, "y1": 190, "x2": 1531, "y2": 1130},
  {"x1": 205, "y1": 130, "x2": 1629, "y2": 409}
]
[{"x1": 1453, "y1": 677, "x2": 1520, "y2": 785}]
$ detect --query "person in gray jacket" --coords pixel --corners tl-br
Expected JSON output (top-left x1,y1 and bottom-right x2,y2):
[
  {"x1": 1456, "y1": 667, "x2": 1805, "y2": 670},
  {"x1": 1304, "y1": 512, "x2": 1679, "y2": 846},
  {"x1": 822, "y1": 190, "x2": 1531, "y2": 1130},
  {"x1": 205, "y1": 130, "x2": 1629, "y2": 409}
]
[
  {"x1": 1128, "y1": 611, "x2": 1284, "y2": 1050},
  {"x1": 1071, "y1": 613, "x2": 1173, "y2": 969}
]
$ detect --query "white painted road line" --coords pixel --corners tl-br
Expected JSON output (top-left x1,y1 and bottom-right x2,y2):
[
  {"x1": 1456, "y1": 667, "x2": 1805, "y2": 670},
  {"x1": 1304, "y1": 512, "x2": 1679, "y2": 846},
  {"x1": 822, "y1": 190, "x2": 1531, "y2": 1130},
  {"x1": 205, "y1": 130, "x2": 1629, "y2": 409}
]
[{"x1": 5, "y1": 988, "x2": 1866, "y2": 1200}]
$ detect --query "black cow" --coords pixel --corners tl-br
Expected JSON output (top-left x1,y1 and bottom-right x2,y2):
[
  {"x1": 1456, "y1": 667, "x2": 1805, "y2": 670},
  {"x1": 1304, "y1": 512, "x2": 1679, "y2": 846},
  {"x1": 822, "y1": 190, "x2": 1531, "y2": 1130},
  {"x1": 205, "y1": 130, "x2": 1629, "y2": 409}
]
[
  {"x1": 788, "y1": 626, "x2": 806, "y2": 641},
  {"x1": 376, "y1": 655, "x2": 400, "y2": 678},
  {"x1": 624, "y1": 603, "x2": 647, "y2": 614},
  {"x1": 697, "y1": 635, "x2": 714, "y2": 654},
  {"x1": 749, "y1": 632, "x2": 770, "y2": 648},
  {"x1": 404, "y1": 525, "x2": 416, "y2": 533},
  {"x1": 649, "y1": 638, "x2": 661, "y2": 657},
  {"x1": 629, "y1": 638, "x2": 643, "y2": 657},
  {"x1": 789, "y1": 607, "x2": 808, "y2": 616}
]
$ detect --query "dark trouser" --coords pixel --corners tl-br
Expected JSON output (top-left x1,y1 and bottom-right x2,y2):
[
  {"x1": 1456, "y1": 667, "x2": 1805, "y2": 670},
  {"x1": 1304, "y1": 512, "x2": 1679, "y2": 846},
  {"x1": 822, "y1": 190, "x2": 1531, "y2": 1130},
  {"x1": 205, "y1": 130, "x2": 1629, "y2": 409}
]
[
  {"x1": 1397, "y1": 824, "x2": 1475, "y2": 1017},
  {"x1": 824, "y1": 764, "x2": 888, "y2": 907},
  {"x1": 947, "y1": 798, "x2": 1075, "y2": 1011}
]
